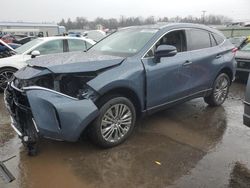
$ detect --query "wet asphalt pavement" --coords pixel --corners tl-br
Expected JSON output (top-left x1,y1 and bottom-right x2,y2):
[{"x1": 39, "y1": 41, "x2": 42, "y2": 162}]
[{"x1": 0, "y1": 82, "x2": 250, "y2": 188}]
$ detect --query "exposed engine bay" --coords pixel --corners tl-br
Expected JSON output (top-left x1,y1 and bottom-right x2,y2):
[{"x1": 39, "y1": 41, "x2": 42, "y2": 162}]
[{"x1": 13, "y1": 73, "x2": 99, "y2": 100}]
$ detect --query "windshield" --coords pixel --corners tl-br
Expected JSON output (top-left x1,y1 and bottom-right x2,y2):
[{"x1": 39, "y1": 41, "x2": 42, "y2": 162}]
[
  {"x1": 89, "y1": 28, "x2": 158, "y2": 57},
  {"x1": 241, "y1": 43, "x2": 250, "y2": 51},
  {"x1": 15, "y1": 38, "x2": 43, "y2": 54}
]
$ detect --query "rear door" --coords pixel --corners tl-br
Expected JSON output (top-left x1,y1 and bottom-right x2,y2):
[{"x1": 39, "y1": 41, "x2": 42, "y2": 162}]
[{"x1": 184, "y1": 28, "x2": 224, "y2": 94}]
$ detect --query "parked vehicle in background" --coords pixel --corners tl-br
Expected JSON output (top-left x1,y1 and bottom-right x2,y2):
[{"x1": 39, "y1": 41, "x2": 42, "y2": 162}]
[
  {"x1": 4, "y1": 23, "x2": 236, "y2": 154},
  {"x1": 229, "y1": 36, "x2": 248, "y2": 48},
  {"x1": 13, "y1": 36, "x2": 37, "y2": 45},
  {"x1": 0, "y1": 36, "x2": 95, "y2": 91},
  {"x1": 83, "y1": 30, "x2": 106, "y2": 42},
  {"x1": 244, "y1": 76, "x2": 250, "y2": 127},
  {"x1": 68, "y1": 30, "x2": 106, "y2": 42},
  {"x1": 8, "y1": 43, "x2": 21, "y2": 49},
  {"x1": 0, "y1": 40, "x2": 17, "y2": 58},
  {"x1": 235, "y1": 42, "x2": 250, "y2": 81},
  {"x1": 0, "y1": 40, "x2": 21, "y2": 52},
  {"x1": 68, "y1": 32, "x2": 82, "y2": 37},
  {"x1": 218, "y1": 27, "x2": 250, "y2": 38},
  {"x1": 0, "y1": 34, "x2": 16, "y2": 43}
]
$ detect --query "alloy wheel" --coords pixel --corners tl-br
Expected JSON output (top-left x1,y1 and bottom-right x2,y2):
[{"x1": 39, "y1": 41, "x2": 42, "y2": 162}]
[
  {"x1": 213, "y1": 75, "x2": 229, "y2": 104},
  {"x1": 0, "y1": 71, "x2": 14, "y2": 90},
  {"x1": 101, "y1": 103, "x2": 132, "y2": 143}
]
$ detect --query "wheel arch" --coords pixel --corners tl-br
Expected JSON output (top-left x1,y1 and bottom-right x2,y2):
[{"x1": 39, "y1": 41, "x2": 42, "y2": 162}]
[
  {"x1": 218, "y1": 67, "x2": 233, "y2": 84},
  {"x1": 95, "y1": 87, "x2": 143, "y2": 118},
  {"x1": 0, "y1": 66, "x2": 18, "y2": 72}
]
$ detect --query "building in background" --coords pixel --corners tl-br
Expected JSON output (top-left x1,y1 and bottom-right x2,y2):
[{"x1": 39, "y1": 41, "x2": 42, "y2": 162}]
[{"x1": 0, "y1": 22, "x2": 65, "y2": 37}]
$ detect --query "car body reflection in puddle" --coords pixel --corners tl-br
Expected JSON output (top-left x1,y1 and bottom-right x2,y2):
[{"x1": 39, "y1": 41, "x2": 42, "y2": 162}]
[{"x1": 1, "y1": 82, "x2": 250, "y2": 188}]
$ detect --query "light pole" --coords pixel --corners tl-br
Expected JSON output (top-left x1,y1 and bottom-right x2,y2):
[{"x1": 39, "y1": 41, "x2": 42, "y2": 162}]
[{"x1": 202, "y1": 10, "x2": 206, "y2": 24}]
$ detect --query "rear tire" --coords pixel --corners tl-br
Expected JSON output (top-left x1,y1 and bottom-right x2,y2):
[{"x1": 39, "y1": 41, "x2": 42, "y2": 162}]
[
  {"x1": 89, "y1": 95, "x2": 136, "y2": 148},
  {"x1": 0, "y1": 67, "x2": 17, "y2": 92},
  {"x1": 204, "y1": 73, "x2": 230, "y2": 106}
]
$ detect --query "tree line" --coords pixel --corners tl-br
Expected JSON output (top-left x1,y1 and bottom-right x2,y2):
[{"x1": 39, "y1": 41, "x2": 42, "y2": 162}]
[{"x1": 58, "y1": 15, "x2": 232, "y2": 30}]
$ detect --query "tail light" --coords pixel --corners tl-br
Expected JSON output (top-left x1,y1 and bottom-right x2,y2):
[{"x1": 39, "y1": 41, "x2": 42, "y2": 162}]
[{"x1": 232, "y1": 47, "x2": 238, "y2": 56}]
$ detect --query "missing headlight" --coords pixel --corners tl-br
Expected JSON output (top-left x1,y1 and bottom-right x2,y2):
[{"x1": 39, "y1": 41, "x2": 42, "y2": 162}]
[
  {"x1": 59, "y1": 74, "x2": 98, "y2": 99},
  {"x1": 13, "y1": 73, "x2": 98, "y2": 100},
  {"x1": 13, "y1": 75, "x2": 54, "y2": 90},
  {"x1": 77, "y1": 86, "x2": 99, "y2": 101}
]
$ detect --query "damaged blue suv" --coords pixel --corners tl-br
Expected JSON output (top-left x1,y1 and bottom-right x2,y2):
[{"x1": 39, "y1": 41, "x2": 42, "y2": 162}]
[{"x1": 4, "y1": 23, "x2": 236, "y2": 153}]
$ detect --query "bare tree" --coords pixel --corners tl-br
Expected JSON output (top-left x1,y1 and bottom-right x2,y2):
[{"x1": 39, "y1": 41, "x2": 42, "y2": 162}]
[{"x1": 58, "y1": 14, "x2": 232, "y2": 30}]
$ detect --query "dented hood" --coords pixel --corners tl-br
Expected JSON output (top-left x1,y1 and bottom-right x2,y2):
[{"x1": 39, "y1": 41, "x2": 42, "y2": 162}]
[
  {"x1": 14, "y1": 51, "x2": 125, "y2": 80},
  {"x1": 27, "y1": 51, "x2": 124, "y2": 73}
]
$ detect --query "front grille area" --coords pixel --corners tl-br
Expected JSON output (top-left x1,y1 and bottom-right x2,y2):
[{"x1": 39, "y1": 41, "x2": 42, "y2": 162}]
[
  {"x1": 236, "y1": 58, "x2": 250, "y2": 70},
  {"x1": 12, "y1": 88, "x2": 30, "y2": 108},
  {"x1": 5, "y1": 83, "x2": 38, "y2": 141}
]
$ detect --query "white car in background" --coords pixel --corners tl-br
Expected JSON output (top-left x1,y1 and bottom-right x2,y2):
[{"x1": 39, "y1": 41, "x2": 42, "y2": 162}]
[{"x1": 0, "y1": 36, "x2": 95, "y2": 91}]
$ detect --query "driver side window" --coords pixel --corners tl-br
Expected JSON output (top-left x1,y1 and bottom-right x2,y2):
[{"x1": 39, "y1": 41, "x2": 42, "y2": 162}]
[
  {"x1": 145, "y1": 30, "x2": 187, "y2": 58},
  {"x1": 35, "y1": 40, "x2": 63, "y2": 55}
]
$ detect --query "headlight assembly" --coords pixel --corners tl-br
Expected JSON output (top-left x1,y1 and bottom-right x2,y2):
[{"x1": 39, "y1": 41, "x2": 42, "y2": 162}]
[
  {"x1": 12, "y1": 73, "x2": 98, "y2": 100},
  {"x1": 77, "y1": 85, "x2": 99, "y2": 101}
]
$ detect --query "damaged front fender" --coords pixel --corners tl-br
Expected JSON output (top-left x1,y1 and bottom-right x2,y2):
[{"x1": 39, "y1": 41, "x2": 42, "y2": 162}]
[{"x1": 24, "y1": 87, "x2": 99, "y2": 142}]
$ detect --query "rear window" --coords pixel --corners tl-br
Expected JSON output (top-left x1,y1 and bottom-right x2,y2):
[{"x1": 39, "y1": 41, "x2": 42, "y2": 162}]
[
  {"x1": 213, "y1": 33, "x2": 225, "y2": 45},
  {"x1": 68, "y1": 39, "x2": 87, "y2": 52},
  {"x1": 187, "y1": 29, "x2": 211, "y2": 51}
]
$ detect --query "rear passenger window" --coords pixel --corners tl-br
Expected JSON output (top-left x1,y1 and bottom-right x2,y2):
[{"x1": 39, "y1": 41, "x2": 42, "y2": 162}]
[
  {"x1": 213, "y1": 34, "x2": 225, "y2": 45},
  {"x1": 187, "y1": 29, "x2": 211, "y2": 51}
]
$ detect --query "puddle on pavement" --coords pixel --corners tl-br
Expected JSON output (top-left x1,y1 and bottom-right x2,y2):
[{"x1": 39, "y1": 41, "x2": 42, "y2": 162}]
[{"x1": 0, "y1": 83, "x2": 250, "y2": 188}]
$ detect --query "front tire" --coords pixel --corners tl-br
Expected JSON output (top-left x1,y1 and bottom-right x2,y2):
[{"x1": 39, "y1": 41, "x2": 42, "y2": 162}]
[
  {"x1": 204, "y1": 73, "x2": 230, "y2": 106},
  {"x1": 0, "y1": 67, "x2": 17, "y2": 92},
  {"x1": 89, "y1": 96, "x2": 136, "y2": 148}
]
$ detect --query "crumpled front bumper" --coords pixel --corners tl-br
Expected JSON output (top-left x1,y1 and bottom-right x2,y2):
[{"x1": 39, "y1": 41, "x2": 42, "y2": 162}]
[{"x1": 4, "y1": 82, "x2": 99, "y2": 142}]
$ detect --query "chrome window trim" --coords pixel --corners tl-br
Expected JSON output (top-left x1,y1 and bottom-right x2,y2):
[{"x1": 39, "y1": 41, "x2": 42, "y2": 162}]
[
  {"x1": 244, "y1": 101, "x2": 250, "y2": 106},
  {"x1": 141, "y1": 27, "x2": 226, "y2": 59}
]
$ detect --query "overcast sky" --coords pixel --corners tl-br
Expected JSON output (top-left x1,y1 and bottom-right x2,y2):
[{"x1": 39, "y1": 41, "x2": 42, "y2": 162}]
[{"x1": 1, "y1": 0, "x2": 250, "y2": 23}]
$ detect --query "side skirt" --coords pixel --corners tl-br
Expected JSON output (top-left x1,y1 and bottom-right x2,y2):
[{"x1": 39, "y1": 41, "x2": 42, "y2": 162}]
[{"x1": 146, "y1": 89, "x2": 212, "y2": 115}]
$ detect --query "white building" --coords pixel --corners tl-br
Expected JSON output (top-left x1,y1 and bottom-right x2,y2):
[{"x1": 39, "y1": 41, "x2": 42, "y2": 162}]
[{"x1": 0, "y1": 22, "x2": 65, "y2": 37}]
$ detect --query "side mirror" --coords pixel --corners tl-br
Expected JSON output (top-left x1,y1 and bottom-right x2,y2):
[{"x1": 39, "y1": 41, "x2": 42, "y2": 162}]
[
  {"x1": 31, "y1": 50, "x2": 40, "y2": 58},
  {"x1": 154, "y1": 45, "x2": 177, "y2": 62}
]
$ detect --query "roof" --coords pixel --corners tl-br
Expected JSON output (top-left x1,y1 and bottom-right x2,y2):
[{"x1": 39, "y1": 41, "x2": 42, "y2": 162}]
[
  {"x1": 120, "y1": 22, "x2": 216, "y2": 30},
  {"x1": 119, "y1": 22, "x2": 223, "y2": 36},
  {"x1": 36, "y1": 36, "x2": 96, "y2": 44}
]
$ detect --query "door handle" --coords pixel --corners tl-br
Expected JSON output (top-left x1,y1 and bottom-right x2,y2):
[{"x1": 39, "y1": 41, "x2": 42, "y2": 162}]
[
  {"x1": 183, "y1": 60, "x2": 192, "y2": 66},
  {"x1": 216, "y1": 54, "x2": 222, "y2": 59}
]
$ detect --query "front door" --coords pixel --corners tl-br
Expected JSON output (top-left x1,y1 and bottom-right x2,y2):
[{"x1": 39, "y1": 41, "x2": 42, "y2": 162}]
[{"x1": 142, "y1": 29, "x2": 193, "y2": 109}]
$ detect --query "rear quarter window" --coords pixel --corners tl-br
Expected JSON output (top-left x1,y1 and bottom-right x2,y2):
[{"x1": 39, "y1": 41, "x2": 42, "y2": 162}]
[
  {"x1": 213, "y1": 33, "x2": 225, "y2": 45},
  {"x1": 210, "y1": 34, "x2": 217, "y2": 47},
  {"x1": 187, "y1": 29, "x2": 211, "y2": 51}
]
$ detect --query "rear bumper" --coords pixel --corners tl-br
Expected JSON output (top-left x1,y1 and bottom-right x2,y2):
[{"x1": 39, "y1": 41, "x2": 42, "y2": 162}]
[
  {"x1": 4, "y1": 82, "x2": 99, "y2": 142},
  {"x1": 236, "y1": 68, "x2": 250, "y2": 73},
  {"x1": 244, "y1": 101, "x2": 250, "y2": 127}
]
